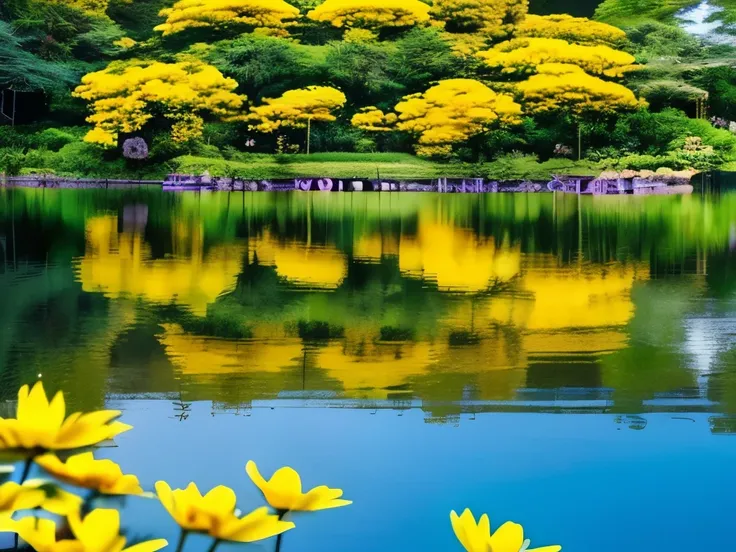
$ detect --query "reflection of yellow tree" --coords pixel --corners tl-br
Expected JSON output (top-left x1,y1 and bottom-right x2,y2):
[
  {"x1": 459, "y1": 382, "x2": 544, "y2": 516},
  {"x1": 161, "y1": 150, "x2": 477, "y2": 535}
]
[
  {"x1": 249, "y1": 232, "x2": 347, "y2": 289},
  {"x1": 399, "y1": 220, "x2": 521, "y2": 292},
  {"x1": 76, "y1": 216, "x2": 246, "y2": 315},
  {"x1": 159, "y1": 323, "x2": 304, "y2": 376}
]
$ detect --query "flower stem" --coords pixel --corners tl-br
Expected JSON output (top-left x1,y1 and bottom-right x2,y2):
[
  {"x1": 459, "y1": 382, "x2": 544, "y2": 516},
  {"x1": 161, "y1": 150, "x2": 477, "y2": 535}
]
[
  {"x1": 274, "y1": 510, "x2": 288, "y2": 552},
  {"x1": 18, "y1": 457, "x2": 33, "y2": 484},
  {"x1": 174, "y1": 530, "x2": 189, "y2": 552},
  {"x1": 206, "y1": 539, "x2": 221, "y2": 552}
]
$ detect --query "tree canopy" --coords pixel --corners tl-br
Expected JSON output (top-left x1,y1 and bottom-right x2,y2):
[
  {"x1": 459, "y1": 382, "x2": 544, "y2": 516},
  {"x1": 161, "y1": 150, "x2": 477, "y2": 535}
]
[
  {"x1": 248, "y1": 86, "x2": 347, "y2": 132},
  {"x1": 73, "y1": 60, "x2": 245, "y2": 145},
  {"x1": 307, "y1": 0, "x2": 432, "y2": 29},
  {"x1": 154, "y1": 0, "x2": 301, "y2": 36}
]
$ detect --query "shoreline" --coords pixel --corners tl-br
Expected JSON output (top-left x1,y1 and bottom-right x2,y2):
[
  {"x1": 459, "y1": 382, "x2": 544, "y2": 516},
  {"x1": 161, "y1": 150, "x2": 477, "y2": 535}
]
[{"x1": 0, "y1": 173, "x2": 696, "y2": 195}]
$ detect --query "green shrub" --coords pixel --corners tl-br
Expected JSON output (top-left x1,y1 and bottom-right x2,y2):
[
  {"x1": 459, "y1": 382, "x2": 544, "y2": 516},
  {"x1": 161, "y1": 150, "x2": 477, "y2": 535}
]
[
  {"x1": 149, "y1": 134, "x2": 188, "y2": 162},
  {"x1": 51, "y1": 142, "x2": 125, "y2": 177},
  {"x1": 190, "y1": 142, "x2": 223, "y2": 159},
  {"x1": 35, "y1": 128, "x2": 77, "y2": 151},
  {"x1": 201, "y1": 123, "x2": 240, "y2": 149},
  {"x1": 0, "y1": 148, "x2": 25, "y2": 176},
  {"x1": 19, "y1": 167, "x2": 56, "y2": 175},
  {"x1": 24, "y1": 148, "x2": 54, "y2": 168},
  {"x1": 354, "y1": 137, "x2": 376, "y2": 153}
]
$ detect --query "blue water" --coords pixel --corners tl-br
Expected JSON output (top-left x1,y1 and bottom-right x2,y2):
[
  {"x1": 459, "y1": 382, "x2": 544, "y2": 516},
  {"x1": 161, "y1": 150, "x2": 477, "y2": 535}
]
[
  {"x1": 88, "y1": 402, "x2": 736, "y2": 552},
  {"x1": 3, "y1": 188, "x2": 736, "y2": 551}
]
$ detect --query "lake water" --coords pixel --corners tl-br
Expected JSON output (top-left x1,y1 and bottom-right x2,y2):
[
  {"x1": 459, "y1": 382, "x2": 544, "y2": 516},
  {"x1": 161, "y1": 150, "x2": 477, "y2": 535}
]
[{"x1": 2, "y1": 187, "x2": 736, "y2": 551}]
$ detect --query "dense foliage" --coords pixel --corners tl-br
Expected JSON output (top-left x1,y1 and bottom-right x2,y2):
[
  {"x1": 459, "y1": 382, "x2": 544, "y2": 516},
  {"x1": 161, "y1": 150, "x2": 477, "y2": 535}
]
[{"x1": 1, "y1": 0, "x2": 736, "y2": 177}]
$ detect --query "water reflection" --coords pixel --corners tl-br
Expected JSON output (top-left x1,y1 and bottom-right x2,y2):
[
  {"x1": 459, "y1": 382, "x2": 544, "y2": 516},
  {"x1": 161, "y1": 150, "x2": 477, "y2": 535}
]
[{"x1": 1, "y1": 189, "x2": 736, "y2": 423}]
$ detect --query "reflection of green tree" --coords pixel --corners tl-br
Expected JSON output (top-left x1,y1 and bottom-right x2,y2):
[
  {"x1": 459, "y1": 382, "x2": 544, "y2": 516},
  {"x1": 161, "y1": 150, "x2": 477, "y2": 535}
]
[{"x1": 600, "y1": 280, "x2": 701, "y2": 412}]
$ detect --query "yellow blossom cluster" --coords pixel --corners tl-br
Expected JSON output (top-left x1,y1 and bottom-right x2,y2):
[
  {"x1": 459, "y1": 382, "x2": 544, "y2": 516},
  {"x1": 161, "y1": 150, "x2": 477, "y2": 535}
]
[
  {"x1": 351, "y1": 106, "x2": 398, "y2": 131},
  {"x1": 248, "y1": 86, "x2": 347, "y2": 132},
  {"x1": 516, "y1": 64, "x2": 640, "y2": 116},
  {"x1": 343, "y1": 28, "x2": 379, "y2": 42},
  {"x1": 154, "y1": 0, "x2": 301, "y2": 36},
  {"x1": 479, "y1": 37, "x2": 638, "y2": 77},
  {"x1": 45, "y1": 0, "x2": 116, "y2": 15},
  {"x1": 353, "y1": 79, "x2": 521, "y2": 156},
  {"x1": 113, "y1": 37, "x2": 137, "y2": 49},
  {"x1": 73, "y1": 59, "x2": 245, "y2": 146},
  {"x1": 442, "y1": 32, "x2": 491, "y2": 57},
  {"x1": 516, "y1": 14, "x2": 627, "y2": 47},
  {"x1": 307, "y1": 0, "x2": 431, "y2": 29},
  {"x1": 430, "y1": 0, "x2": 528, "y2": 37}
]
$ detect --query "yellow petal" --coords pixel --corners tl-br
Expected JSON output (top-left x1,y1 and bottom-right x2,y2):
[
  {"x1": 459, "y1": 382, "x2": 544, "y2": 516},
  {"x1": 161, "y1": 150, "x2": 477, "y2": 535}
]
[
  {"x1": 528, "y1": 546, "x2": 562, "y2": 552},
  {"x1": 451, "y1": 510, "x2": 474, "y2": 552},
  {"x1": 123, "y1": 539, "x2": 169, "y2": 552},
  {"x1": 202, "y1": 485, "x2": 237, "y2": 515},
  {"x1": 297, "y1": 486, "x2": 351, "y2": 511},
  {"x1": 70, "y1": 509, "x2": 125, "y2": 551},
  {"x1": 9, "y1": 517, "x2": 58, "y2": 550},
  {"x1": 489, "y1": 521, "x2": 524, "y2": 552},
  {"x1": 154, "y1": 481, "x2": 175, "y2": 517},
  {"x1": 221, "y1": 506, "x2": 295, "y2": 543}
]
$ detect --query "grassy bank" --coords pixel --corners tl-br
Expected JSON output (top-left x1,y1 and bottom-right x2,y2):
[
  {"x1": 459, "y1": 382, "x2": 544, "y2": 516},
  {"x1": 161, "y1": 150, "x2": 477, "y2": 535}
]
[{"x1": 171, "y1": 153, "x2": 603, "y2": 181}]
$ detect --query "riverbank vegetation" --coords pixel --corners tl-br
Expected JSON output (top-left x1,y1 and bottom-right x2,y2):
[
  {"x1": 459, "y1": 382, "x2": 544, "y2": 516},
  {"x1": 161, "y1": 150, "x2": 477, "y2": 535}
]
[{"x1": 1, "y1": 0, "x2": 736, "y2": 179}]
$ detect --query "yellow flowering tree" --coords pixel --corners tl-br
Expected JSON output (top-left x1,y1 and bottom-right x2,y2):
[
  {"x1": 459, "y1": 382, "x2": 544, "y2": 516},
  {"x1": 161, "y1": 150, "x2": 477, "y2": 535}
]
[
  {"x1": 73, "y1": 59, "x2": 246, "y2": 146},
  {"x1": 352, "y1": 78, "x2": 522, "y2": 156},
  {"x1": 248, "y1": 86, "x2": 347, "y2": 153},
  {"x1": 307, "y1": 0, "x2": 431, "y2": 30},
  {"x1": 516, "y1": 14, "x2": 627, "y2": 48},
  {"x1": 517, "y1": 63, "x2": 641, "y2": 157},
  {"x1": 517, "y1": 64, "x2": 640, "y2": 116},
  {"x1": 154, "y1": 0, "x2": 301, "y2": 36},
  {"x1": 430, "y1": 0, "x2": 528, "y2": 37},
  {"x1": 478, "y1": 37, "x2": 638, "y2": 78},
  {"x1": 476, "y1": 18, "x2": 640, "y2": 158}
]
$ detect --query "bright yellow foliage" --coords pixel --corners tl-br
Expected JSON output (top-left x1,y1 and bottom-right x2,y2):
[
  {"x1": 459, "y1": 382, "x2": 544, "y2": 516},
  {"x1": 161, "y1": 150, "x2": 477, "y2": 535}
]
[
  {"x1": 307, "y1": 0, "x2": 431, "y2": 29},
  {"x1": 351, "y1": 106, "x2": 397, "y2": 131},
  {"x1": 74, "y1": 60, "x2": 245, "y2": 145},
  {"x1": 516, "y1": 64, "x2": 640, "y2": 116},
  {"x1": 343, "y1": 27, "x2": 378, "y2": 42},
  {"x1": 155, "y1": 0, "x2": 300, "y2": 36},
  {"x1": 248, "y1": 86, "x2": 347, "y2": 132},
  {"x1": 246, "y1": 460, "x2": 352, "y2": 512},
  {"x1": 363, "y1": 79, "x2": 521, "y2": 156},
  {"x1": 113, "y1": 37, "x2": 137, "y2": 49},
  {"x1": 430, "y1": 0, "x2": 528, "y2": 37},
  {"x1": 44, "y1": 0, "x2": 115, "y2": 15},
  {"x1": 479, "y1": 37, "x2": 638, "y2": 77},
  {"x1": 442, "y1": 32, "x2": 491, "y2": 57},
  {"x1": 517, "y1": 14, "x2": 627, "y2": 47}
]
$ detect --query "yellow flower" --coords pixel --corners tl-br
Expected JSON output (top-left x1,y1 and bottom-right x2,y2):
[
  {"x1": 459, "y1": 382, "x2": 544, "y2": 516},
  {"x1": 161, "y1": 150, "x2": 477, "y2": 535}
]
[
  {"x1": 487, "y1": 520, "x2": 561, "y2": 552},
  {"x1": 0, "y1": 480, "x2": 81, "y2": 520},
  {"x1": 0, "y1": 382, "x2": 132, "y2": 456},
  {"x1": 450, "y1": 509, "x2": 492, "y2": 552},
  {"x1": 450, "y1": 510, "x2": 562, "y2": 552},
  {"x1": 155, "y1": 481, "x2": 294, "y2": 542},
  {"x1": 36, "y1": 453, "x2": 144, "y2": 496},
  {"x1": 5, "y1": 509, "x2": 167, "y2": 552},
  {"x1": 0, "y1": 481, "x2": 45, "y2": 514},
  {"x1": 24, "y1": 479, "x2": 83, "y2": 516},
  {"x1": 245, "y1": 460, "x2": 352, "y2": 512}
]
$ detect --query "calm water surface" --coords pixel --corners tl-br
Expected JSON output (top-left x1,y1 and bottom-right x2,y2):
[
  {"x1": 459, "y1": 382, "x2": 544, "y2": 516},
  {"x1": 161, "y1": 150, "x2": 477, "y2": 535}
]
[{"x1": 1, "y1": 188, "x2": 736, "y2": 551}]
